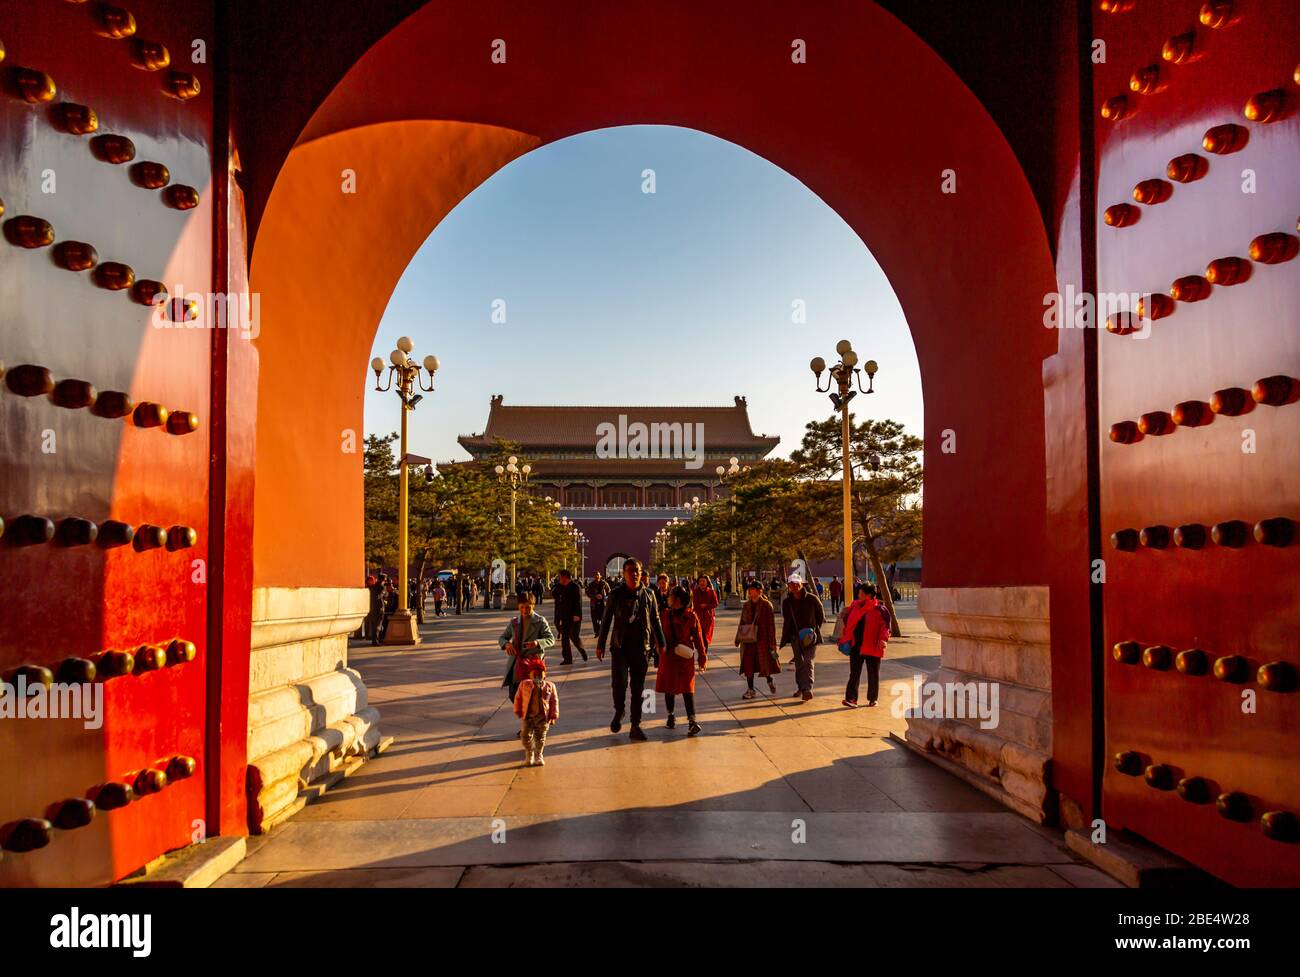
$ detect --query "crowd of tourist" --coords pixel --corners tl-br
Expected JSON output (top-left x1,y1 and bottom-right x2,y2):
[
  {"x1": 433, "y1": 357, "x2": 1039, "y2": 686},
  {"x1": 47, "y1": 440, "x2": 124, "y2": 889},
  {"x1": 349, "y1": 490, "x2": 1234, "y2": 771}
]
[
  {"x1": 497, "y1": 559, "x2": 892, "y2": 763},
  {"x1": 363, "y1": 560, "x2": 894, "y2": 766}
]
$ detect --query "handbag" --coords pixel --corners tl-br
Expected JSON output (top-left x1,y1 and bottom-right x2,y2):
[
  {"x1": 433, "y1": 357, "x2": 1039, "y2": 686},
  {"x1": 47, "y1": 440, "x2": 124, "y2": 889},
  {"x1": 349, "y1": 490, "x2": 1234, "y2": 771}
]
[
  {"x1": 838, "y1": 640, "x2": 855, "y2": 656},
  {"x1": 673, "y1": 643, "x2": 695, "y2": 660},
  {"x1": 736, "y1": 623, "x2": 757, "y2": 643}
]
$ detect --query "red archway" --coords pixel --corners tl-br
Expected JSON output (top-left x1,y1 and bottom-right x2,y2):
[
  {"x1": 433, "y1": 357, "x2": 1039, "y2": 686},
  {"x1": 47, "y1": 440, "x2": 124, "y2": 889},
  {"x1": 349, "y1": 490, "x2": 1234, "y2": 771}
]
[{"x1": 249, "y1": 0, "x2": 1056, "y2": 598}]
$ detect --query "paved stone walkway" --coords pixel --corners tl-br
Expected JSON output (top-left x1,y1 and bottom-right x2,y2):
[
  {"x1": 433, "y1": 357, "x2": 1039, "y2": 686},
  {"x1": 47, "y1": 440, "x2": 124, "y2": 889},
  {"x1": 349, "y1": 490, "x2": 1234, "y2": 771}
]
[{"x1": 219, "y1": 602, "x2": 1119, "y2": 887}]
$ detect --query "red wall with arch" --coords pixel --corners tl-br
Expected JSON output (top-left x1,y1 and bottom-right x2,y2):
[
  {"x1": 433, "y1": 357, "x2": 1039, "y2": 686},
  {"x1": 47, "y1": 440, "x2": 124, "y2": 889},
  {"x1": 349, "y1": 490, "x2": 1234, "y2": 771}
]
[{"x1": 248, "y1": 0, "x2": 1058, "y2": 594}]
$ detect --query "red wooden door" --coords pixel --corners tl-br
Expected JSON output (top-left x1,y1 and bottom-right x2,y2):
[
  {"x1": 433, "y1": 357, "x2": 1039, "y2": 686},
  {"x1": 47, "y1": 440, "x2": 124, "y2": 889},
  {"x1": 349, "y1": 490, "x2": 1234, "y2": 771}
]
[
  {"x1": 1094, "y1": 0, "x2": 1299, "y2": 885},
  {"x1": 1, "y1": 0, "x2": 216, "y2": 885}
]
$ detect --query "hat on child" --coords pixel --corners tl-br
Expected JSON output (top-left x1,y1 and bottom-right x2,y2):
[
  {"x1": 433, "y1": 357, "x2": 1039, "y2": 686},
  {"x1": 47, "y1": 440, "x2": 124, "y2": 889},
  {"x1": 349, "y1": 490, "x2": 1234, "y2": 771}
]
[
  {"x1": 521, "y1": 656, "x2": 546, "y2": 674},
  {"x1": 787, "y1": 572, "x2": 804, "y2": 585}
]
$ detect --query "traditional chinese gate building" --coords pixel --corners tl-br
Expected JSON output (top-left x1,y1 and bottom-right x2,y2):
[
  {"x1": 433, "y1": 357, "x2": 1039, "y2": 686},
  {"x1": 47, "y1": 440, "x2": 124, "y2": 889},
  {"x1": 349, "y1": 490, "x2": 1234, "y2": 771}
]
[
  {"x1": 1, "y1": 0, "x2": 1295, "y2": 887},
  {"x1": 455, "y1": 395, "x2": 780, "y2": 571}
]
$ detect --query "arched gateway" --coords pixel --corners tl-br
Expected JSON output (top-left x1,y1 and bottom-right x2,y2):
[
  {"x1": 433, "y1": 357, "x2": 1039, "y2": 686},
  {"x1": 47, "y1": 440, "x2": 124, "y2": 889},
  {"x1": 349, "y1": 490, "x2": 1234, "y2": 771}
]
[{"x1": 1, "y1": 0, "x2": 1294, "y2": 887}]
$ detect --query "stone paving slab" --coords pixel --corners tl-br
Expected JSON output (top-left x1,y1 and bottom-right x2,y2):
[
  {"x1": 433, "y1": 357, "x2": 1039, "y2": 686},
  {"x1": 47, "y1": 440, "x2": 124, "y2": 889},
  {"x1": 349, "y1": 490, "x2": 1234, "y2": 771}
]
[
  {"x1": 232, "y1": 810, "x2": 1071, "y2": 873},
  {"x1": 222, "y1": 604, "x2": 1118, "y2": 887},
  {"x1": 455, "y1": 860, "x2": 1126, "y2": 888},
  {"x1": 217, "y1": 859, "x2": 1119, "y2": 889}
]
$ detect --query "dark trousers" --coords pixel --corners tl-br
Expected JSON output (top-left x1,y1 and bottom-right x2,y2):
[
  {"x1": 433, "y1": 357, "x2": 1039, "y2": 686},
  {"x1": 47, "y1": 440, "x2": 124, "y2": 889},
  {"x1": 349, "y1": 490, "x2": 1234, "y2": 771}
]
[
  {"x1": 664, "y1": 692, "x2": 695, "y2": 719},
  {"x1": 557, "y1": 617, "x2": 585, "y2": 662},
  {"x1": 845, "y1": 653, "x2": 880, "y2": 703},
  {"x1": 792, "y1": 643, "x2": 816, "y2": 693},
  {"x1": 611, "y1": 648, "x2": 649, "y2": 725},
  {"x1": 830, "y1": 596, "x2": 842, "y2": 614},
  {"x1": 590, "y1": 601, "x2": 605, "y2": 637}
]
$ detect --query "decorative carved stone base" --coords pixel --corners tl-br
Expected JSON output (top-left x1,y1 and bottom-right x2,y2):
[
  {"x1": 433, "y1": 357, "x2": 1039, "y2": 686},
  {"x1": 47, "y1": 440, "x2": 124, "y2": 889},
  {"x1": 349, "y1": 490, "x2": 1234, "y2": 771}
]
[
  {"x1": 903, "y1": 586, "x2": 1055, "y2": 823},
  {"x1": 245, "y1": 587, "x2": 384, "y2": 833}
]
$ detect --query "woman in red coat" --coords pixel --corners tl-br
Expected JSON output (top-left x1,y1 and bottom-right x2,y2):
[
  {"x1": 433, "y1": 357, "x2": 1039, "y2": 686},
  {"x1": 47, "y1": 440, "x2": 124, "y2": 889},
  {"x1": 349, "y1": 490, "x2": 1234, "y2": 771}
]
[
  {"x1": 735, "y1": 579, "x2": 779, "y2": 699},
  {"x1": 692, "y1": 575, "x2": 719, "y2": 649},
  {"x1": 656, "y1": 585, "x2": 706, "y2": 735},
  {"x1": 841, "y1": 583, "x2": 890, "y2": 708}
]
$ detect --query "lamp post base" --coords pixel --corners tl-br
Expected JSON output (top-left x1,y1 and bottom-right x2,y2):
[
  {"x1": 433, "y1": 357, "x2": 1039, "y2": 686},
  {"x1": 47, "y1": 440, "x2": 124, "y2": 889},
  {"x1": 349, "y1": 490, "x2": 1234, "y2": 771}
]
[{"x1": 383, "y1": 609, "x2": 421, "y2": 646}]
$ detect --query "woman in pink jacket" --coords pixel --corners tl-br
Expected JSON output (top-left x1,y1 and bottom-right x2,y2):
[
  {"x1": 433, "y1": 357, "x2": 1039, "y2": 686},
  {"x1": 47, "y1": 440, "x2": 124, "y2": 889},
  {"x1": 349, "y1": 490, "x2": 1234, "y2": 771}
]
[
  {"x1": 513, "y1": 657, "x2": 559, "y2": 766},
  {"x1": 691, "y1": 575, "x2": 719, "y2": 650},
  {"x1": 841, "y1": 583, "x2": 890, "y2": 708}
]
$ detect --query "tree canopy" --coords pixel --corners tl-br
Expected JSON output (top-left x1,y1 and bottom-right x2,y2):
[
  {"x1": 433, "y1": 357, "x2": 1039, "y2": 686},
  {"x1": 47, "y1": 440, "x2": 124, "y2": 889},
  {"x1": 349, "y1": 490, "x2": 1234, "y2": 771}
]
[
  {"x1": 661, "y1": 413, "x2": 922, "y2": 633},
  {"x1": 363, "y1": 434, "x2": 579, "y2": 583}
]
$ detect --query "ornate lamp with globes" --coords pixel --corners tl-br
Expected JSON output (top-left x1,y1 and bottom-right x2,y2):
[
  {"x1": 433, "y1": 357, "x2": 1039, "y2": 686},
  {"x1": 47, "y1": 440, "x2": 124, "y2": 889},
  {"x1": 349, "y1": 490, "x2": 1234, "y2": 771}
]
[
  {"x1": 370, "y1": 336, "x2": 439, "y2": 645},
  {"x1": 810, "y1": 340, "x2": 877, "y2": 597}
]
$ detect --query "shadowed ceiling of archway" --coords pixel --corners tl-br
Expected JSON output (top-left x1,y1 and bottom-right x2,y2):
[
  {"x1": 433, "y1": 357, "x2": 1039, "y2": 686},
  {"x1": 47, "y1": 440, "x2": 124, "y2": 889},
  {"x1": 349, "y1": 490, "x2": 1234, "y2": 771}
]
[{"x1": 231, "y1": 0, "x2": 1069, "y2": 248}]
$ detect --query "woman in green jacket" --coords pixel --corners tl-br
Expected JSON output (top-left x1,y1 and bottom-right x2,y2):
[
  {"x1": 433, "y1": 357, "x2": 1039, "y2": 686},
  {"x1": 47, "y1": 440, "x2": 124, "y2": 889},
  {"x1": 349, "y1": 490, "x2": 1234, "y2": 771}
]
[{"x1": 499, "y1": 592, "x2": 556, "y2": 700}]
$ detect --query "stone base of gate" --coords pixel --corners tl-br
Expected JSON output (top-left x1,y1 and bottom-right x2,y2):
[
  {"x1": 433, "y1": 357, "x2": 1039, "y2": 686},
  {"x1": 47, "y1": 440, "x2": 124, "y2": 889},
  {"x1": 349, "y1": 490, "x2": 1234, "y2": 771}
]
[
  {"x1": 245, "y1": 587, "x2": 387, "y2": 833},
  {"x1": 901, "y1": 586, "x2": 1055, "y2": 823}
]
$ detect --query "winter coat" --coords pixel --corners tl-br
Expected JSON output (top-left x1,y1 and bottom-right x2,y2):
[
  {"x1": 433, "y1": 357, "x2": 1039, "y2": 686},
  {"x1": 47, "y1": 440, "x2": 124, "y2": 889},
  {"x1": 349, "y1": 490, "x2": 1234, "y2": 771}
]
[
  {"x1": 597, "y1": 582, "x2": 666, "y2": 658},
  {"x1": 499, "y1": 613, "x2": 557, "y2": 685},
  {"x1": 551, "y1": 579, "x2": 584, "y2": 622},
  {"x1": 735, "y1": 596, "x2": 779, "y2": 677},
  {"x1": 779, "y1": 590, "x2": 826, "y2": 650},
  {"x1": 655, "y1": 607, "x2": 707, "y2": 694},
  {"x1": 691, "y1": 581, "x2": 719, "y2": 646},
  {"x1": 513, "y1": 678, "x2": 559, "y2": 723},
  {"x1": 841, "y1": 597, "x2": 890, "y2": 658}
]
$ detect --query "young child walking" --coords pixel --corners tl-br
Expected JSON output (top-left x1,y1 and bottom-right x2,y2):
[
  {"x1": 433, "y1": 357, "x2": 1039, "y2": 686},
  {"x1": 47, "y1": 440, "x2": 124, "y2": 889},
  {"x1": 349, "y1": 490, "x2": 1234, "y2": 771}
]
[{"x1": 513, "y1": 656, "x2": 559, "y2": 766}]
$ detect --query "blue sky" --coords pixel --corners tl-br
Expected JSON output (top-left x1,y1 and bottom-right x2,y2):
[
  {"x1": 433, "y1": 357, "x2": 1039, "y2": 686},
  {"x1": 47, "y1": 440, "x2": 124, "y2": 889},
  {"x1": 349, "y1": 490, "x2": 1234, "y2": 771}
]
[{"x1": 366, "y1": 125, "x2": 922, "y2": 464}]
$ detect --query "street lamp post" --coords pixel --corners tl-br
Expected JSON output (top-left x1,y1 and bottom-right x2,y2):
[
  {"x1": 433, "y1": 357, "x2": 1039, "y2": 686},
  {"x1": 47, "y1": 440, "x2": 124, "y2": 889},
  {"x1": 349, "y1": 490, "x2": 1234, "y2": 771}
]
[
  {"x1": 495, "y1": 455, "x2": 531, "y2": 607},
  {"x1": 370, "y1": 336, "x2": 439, "y2": 646},
  {"x1": 715, "y1": 458, "x2": 749, "y2": 606},
  {"x1": 683, "y1": 496, "x2": 705, "y2": 578},
  {"x1": 811, "y1": 340, "x2": 877, "y2": 598}
]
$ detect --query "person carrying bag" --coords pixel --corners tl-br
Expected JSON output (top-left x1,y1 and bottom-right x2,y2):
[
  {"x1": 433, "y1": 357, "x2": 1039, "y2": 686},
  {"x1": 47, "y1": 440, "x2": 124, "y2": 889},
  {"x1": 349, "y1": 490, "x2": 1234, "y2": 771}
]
[
  {"x1": 735, "y1": 579, "x2": 779, "y2": 699},
  {"x1": 498, "y1": 591, "x2": 556, "y2": 702}
]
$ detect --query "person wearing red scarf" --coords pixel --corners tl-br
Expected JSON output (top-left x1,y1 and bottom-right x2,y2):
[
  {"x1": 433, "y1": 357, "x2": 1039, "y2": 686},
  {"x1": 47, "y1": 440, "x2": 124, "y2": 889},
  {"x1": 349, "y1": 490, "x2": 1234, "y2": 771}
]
[
  {"x1": 841, "y1": 583, "x2": 890, "y2": 707},
  {"x1": 499, "y1": 592, "x2": 556, "y2": 701}
]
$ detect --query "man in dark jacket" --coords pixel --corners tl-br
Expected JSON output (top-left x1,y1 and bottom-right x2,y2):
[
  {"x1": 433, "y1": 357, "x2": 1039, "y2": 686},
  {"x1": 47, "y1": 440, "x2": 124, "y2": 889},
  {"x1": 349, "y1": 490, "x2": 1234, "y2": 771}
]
[
  {"x1": 586, "y1": 572, "x2": 610, "y2": 637},
  {"x1": 779, "y1": 572, "x2": 825, "y2": 701},
  {"x1": 551, "y1": 568, "x2": 587, "y2": 664},
  {"x1": 597, "y1": 558, "x2": 666, "y2": 741},
  {"x1": 653, "y1": 573, "x2": 671, "y2": 613},
  {"x1": 367, "y1": 573, "x2": 386, "y2": 644}
]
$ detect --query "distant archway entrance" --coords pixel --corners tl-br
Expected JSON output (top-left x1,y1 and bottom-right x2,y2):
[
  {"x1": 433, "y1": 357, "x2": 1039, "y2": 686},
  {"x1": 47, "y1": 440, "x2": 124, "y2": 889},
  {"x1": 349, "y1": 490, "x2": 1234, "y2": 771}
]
[{"x1": 605, "y1": 554, "x2": 632, "y2": 578}]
